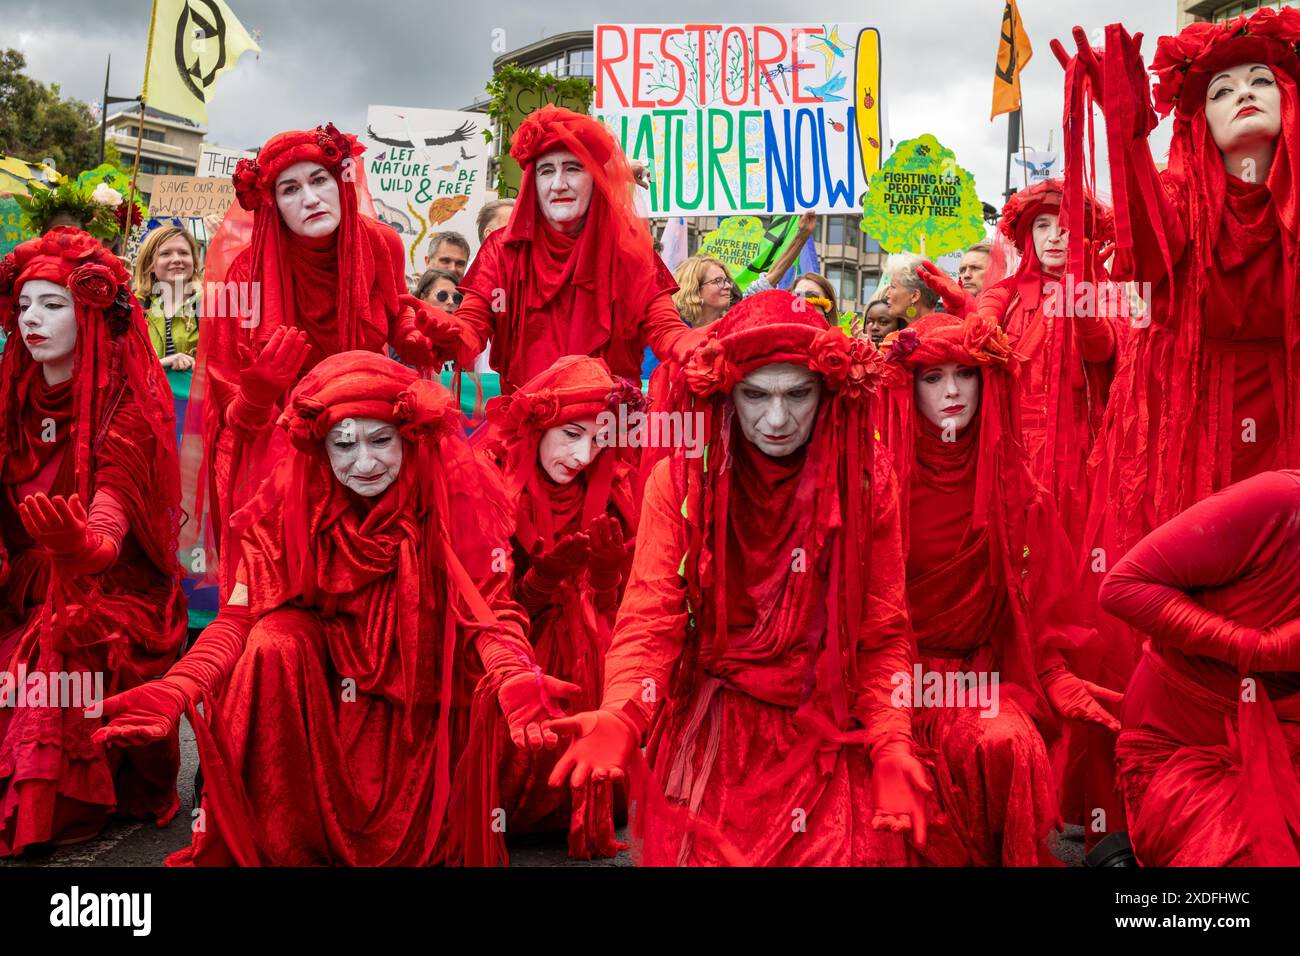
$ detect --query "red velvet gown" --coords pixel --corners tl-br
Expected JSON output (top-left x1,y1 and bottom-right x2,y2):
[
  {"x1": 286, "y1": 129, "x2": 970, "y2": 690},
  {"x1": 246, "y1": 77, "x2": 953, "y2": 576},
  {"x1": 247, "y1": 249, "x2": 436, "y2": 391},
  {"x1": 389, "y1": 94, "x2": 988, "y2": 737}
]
[
  {"x1": 1099, "y1": 470, "x2": 1300, "y2": 866},
  {"x1": 167, "y1": 455, "x2": 529, "y2": 866},
  {"x1": 903, "y1": 419, "x2": 1062, "y2": 867},
  {"x1": 454, "y1": 224, "x2": 690, "y2": 391},
  {"x1": 497, "y1": 465, "x2": 637, "y2": 858},
  {"x1": 0, "y1": 378, "x2": 186, "y2": 855},
  {"x1": 1074, "y1": 175, "x2": 1296, "y2": 847},
  {"x1": 600, "y1": 445, "x2": 915, "y2": 866}
]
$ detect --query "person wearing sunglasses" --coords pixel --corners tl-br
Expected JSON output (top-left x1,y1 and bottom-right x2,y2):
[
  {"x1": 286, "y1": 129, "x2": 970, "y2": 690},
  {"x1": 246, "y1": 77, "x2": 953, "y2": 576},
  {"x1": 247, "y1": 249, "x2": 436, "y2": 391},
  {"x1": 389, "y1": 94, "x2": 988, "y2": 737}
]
[{"x1": 415, "y1": 268, "x2": 463, "y2": 314}]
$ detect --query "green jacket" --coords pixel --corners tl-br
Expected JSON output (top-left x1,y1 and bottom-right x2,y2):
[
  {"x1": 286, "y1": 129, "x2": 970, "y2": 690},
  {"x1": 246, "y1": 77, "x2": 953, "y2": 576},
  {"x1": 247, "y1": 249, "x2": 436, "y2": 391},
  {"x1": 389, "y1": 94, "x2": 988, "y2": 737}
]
[{"x1": 142, "y1": 293, "x2": 201, "y2": 359}]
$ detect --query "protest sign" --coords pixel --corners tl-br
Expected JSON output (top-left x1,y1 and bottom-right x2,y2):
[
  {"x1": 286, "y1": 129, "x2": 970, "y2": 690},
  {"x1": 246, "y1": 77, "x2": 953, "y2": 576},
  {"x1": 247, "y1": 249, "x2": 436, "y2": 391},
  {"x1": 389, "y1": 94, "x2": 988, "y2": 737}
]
[
  {"x1": 199, "y1": 144, "x2": 255, "y2": 179},
  {"x1": 149, "y1": 174, "x2": 237, "y2": 223},
  {"x1": 860, "y1": 133, "x2": 984, "y2": 258},
  {"x1": 593, "y1": 23, "x2": 885, "y2": 216},
  {"x1": 0, "y1": 195, "x2": 31, "y2": 257},
  {"x1": 491, "y1": 74, "x2": 591, "y2": 200},
  {"x1": 697, "y1": 214, "x2": 801, "y2": 289},
  {"x1": 361, "y1": 105, "x2": 491, "y2": 282}
]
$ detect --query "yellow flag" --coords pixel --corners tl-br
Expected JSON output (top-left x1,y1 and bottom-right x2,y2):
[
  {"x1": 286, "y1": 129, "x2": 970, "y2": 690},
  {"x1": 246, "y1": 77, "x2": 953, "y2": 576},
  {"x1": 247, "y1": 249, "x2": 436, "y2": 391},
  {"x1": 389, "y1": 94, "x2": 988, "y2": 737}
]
[
  {"x1": 142, "y1": 0, "x2": 260, "y2": 125},
  {"x1": 991, "y1": 0, "x2": 1033, "y2": 120}
]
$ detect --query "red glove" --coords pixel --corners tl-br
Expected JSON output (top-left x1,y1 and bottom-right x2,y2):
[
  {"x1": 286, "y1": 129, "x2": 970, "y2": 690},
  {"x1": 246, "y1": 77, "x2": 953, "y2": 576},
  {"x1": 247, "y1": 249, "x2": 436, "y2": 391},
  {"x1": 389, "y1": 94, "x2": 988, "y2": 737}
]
[
  {"x1": 670, "y1": 326, "x2": 709, "y2": 365},
  {"x1": 1041, "y1": 664, "x2": 1122, "y2": 733},
  {"x1": 497, "y1": 669, "x2": 582, "y2": 751},
  {"x1": 19, "y1": 493, "x2": 117, "y2": 574},
  {"x1": 869, "y1": 741, "x2": 931, "y2": 846},
  {"x1": 917, "y1": 260, "x2": 974, "y2": 317},
  {"x1": 545, "y1": 709, "x2": 640, "y2": 789},
  {"x1": 517, "y1": 532, "x2": 591, "y2": 613},
  {"x1": 231, "y1": 326, "x2": 311, "y2": 428},
  {"x1": 92, "y1": 677, "x2": 196, "y2": 746},
  {"x1": 93, "y1": 606, "x2": 252, "y2": 748},
  {"x1": 1049, "y1": 25, "x2": 1145, "y2": 109},
  {"x1": 585, "y1": 515, "x2": 631, "y2": 596},
  {"x1": 393, "y1": 294, "x2": 461, "y2": 368}
]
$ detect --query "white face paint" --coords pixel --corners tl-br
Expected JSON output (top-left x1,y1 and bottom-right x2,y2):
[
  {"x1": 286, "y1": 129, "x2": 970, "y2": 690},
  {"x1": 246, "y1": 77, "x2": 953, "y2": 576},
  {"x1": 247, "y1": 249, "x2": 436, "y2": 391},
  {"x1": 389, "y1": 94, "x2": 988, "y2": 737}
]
[
  {"x1": 274, "y1": 161, "x2": 342, "y2": 238},
  {"x1": 325, "y1": 417, "x2": 403, "y2": 497},
  {"x1": 1032, "y1": 212, "x2": 1067, "y2": 275},
  {"x1": 534, "y1": 149, "x2": 593, "y2": 232},
  {"x1": 1205, "y1": 62, "x2": 1282, "y2": 163},
  {"x1": 537, "y1": 417, "x2": 601, "y2": 484},
  {"x1": 914, "y1": 362, "x2": 981, "y2": 434},
  {"x1": 16, "y1": 279, "x2": 78, "y2": 384},
  {"x1": 732, "y1": 363, "x2": 821, "y2": 458}
]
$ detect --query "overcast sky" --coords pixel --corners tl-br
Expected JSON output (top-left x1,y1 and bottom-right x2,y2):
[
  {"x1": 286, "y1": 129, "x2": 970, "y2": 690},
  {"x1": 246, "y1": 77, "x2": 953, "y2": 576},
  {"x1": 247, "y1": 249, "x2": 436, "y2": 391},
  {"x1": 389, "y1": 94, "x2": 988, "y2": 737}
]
[{"x1": 7, "y1": 0, "x2": 1178, "y2": 208}]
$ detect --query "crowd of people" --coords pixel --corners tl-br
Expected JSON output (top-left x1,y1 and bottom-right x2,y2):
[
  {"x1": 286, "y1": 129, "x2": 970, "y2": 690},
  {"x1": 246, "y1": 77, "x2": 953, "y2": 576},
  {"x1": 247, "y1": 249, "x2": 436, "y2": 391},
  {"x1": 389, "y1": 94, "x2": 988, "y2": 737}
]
[{"x1": 1, "y1": 8, "x2": 1299, "y2": 868}]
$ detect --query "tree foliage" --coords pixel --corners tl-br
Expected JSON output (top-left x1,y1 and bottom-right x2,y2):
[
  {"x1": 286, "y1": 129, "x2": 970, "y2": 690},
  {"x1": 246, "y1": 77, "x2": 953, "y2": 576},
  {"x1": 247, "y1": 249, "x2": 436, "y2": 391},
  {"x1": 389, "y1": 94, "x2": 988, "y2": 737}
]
[{"x1": 0, "y1": 48, "x2": 105, "y2": 175}]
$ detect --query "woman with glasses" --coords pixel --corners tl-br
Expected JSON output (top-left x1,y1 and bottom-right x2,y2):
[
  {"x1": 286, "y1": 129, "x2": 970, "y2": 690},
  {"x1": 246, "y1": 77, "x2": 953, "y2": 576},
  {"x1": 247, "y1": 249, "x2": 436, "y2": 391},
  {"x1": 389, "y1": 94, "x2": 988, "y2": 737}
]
[
  {"x1": 672, "y1": 256, "x2": 734, "y2": 329},
  {"x1": 415, "y1": 268, "x2": 463, "y2": 314}
]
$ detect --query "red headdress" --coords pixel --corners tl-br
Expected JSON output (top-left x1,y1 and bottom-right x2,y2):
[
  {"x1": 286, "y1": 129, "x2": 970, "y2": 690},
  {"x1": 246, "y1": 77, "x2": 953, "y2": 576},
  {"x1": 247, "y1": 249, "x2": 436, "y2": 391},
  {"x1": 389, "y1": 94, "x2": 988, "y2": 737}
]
[
  {"x1": 0, "y1": 228, "x2": 181, "y2": 580},
  {"x1": 881, "y1": 313, "x2": 1085, "y2": 728},
  {"x1": 655, "y1": 289, "x2": 887, "y2": 734},
  {"x1": 473, "y1": 355, "x2": 641, "y2": 553},
  {"x1": 458, "y1": 106, "x2": 674, "y2": 386}
]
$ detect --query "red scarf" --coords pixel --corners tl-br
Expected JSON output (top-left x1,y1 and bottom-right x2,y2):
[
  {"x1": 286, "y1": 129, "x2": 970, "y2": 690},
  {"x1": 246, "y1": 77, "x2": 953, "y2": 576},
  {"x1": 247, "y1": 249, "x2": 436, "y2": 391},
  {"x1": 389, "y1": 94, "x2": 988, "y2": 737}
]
[{"x1": 5, "y1": 371, "x2": 73, "y2": 485}]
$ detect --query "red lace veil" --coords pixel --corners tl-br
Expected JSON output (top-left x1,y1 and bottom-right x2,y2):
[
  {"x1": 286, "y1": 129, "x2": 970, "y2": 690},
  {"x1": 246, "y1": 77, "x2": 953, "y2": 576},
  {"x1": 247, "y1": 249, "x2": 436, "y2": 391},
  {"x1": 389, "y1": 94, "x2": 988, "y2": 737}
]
[{"x1": 178, "y1": 123, "x2": 394, "y2": 564}]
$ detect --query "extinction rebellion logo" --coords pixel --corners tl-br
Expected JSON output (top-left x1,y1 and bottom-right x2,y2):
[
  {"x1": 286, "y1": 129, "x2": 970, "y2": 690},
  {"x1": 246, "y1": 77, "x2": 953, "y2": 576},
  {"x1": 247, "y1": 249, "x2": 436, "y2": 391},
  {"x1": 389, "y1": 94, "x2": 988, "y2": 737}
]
[{"x1": 174, "y1": 0, "x2": 229, "y2": 103}]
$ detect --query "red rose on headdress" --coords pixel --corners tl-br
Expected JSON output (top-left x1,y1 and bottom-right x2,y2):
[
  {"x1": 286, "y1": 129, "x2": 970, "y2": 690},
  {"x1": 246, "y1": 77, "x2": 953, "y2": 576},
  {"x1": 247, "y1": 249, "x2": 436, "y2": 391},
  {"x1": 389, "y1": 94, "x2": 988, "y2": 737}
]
[
  {"x1": 67, "y1": 263, "x2": 118, "y2": 308},
  {"x1": 683, "y1": 337, "x2": 739, "y2": 396},
  {"x1": 883, "y1": 327, "x2": 920, "y2": 364},
  {"x1": 1248, "y1": 6, "x2": 1300, "y2": 42},
  {"x1": 0, "y1": 254, "x2": 18, "y2": 297},
  {"x1": 316, "y1": 123, "x2": 349, "y2": 166},
  {"x1": 233, "y1": 158, "x2": 263, "y2": 210},
  {"x1": 809, "y1": 326, "x2": 853, "y2": 388},
  {"x1": 842, "y1": 337, "x2": 885, "y2": 401},
  {"x1": 394, "y1": 380, "x2": 455, "y2": 440},
  {"x1": 510, "y1": 118, "x2": 547, "y2": 167},
  {"x1": 280, "y1": 395, "x2": 329, "y2": 448},
  {"x1": 494, "y1": 388, "x2": 562, "y2": 439},
  {"x1": 606, "y1": 377, "x2": 647, "y2": 414},
  {"x1": 964, "y1": 314, "x2": 1015, "y2": 366}
]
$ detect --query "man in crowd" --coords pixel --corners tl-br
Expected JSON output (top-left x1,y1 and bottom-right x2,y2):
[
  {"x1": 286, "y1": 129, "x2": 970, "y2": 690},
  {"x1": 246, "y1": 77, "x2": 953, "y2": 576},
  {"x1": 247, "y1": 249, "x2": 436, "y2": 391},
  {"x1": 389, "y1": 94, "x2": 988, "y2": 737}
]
[{"x1": 424, "y1": 231, "x2": 471, "y2": 282}]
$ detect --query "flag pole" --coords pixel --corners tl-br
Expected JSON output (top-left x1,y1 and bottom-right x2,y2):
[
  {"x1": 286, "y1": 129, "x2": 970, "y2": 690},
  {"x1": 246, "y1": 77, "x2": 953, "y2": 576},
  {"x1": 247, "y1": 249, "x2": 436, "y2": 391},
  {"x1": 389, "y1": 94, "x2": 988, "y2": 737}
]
[
  {"x1": 125, "y1": 0, "x2": 161, "y2": 230},
  {"x1": 98, "y1": 56, "x2": 110, "y2": 166}
]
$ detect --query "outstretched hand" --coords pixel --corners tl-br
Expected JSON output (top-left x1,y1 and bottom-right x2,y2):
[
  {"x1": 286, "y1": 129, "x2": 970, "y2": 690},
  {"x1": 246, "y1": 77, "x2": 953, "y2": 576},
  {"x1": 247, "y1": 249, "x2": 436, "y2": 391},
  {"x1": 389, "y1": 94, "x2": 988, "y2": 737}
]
[
  {"x1": 545, "y1": 709, "x2": 639, "y2": 789},
  {"x1": 497, "y1": 670, "x2": 582, "y2": 751},
  {"x1": 1043, "y1": 666, "x2": 1122, "y2": 733},
  {"x1": 92, "y1": 678, "x2": 192, "y2": 747},
  {"x1": 19, "y1": 493, "x2": 90, "y2": 557},
  {"x1": 532, "y1": 531, "x2": 592, "y2": 579}
]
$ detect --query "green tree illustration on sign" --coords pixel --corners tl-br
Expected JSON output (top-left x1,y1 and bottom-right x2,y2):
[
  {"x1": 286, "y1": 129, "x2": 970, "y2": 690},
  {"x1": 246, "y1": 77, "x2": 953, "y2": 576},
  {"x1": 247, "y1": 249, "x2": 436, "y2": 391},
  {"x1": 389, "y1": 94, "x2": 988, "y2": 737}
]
[{"x1": 860, "y1": 133, "x2": 984, "y2": 258}]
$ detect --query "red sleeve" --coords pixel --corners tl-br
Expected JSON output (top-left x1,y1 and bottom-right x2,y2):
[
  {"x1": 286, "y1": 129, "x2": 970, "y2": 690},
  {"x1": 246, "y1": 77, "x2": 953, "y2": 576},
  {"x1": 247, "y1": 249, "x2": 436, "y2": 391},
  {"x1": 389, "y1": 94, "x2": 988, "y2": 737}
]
[
  {"x1": 448, "y1": 289, "x2": 495, "y2": 368},
  {"x1": 642, "y1": 292, "x2": 697, "y2": 364},
  {"x1": 168, "y1": 604, "x2": 253, "y2": 699},
  {"x1": 853, "y1": 453, "x2": 915, "y2": 754},
  {"x1": 468, "y1": 552, "x2": 535, "y2": 678},
  {"x1": 1075, "y1": 312, "x2": 1116, "y2": 363},
  {"x1": 973, "y1": 283, "x2": 1014, "y2": 326},
  {"x1": 1099, "y1": 471, "x2": 1300, "y2": 666},
  {"x1": 601, "y1": 458, "x2": 690, "y2": 732}
]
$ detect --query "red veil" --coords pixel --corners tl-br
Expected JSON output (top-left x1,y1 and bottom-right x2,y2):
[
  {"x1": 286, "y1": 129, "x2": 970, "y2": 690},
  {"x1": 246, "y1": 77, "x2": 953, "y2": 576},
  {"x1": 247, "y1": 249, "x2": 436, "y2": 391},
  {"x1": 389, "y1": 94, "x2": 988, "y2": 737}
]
[
  {"x1": 0, "y1": 228, "x2": 184, "y2": 648},
  {"x1": 178, "y1": 123, "x2": 403, "y2": 576},
  {"x1": 458, "y1": 106, "x2": 675, "y2": 388},
  {"x1": 880, "y1": 314, "x2": 1090, "y2": 730}
]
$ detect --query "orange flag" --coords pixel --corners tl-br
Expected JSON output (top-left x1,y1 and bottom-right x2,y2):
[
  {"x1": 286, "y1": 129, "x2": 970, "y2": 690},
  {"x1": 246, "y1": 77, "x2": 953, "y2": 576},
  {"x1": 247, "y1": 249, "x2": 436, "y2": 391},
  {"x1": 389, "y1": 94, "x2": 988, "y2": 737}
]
[{"x1": 991, "y1": 0, "x2": 1033, "y2": 120}]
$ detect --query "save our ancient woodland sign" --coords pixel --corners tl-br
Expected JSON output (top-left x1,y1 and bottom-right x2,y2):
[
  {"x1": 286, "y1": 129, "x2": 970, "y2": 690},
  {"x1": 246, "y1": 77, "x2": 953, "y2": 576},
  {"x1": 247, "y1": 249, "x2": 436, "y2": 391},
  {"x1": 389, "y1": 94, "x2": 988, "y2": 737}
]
[
  {"x1": 860, "y1": 133, "x2": 985, "y2": 258},
  {"x1": 593, "y1": 23, "x2": 886, "y2": 216},
  {"x1": 361, "y1": 105, "x2": 491, "y2": 282},
  {"x1": 149, "y1": 175, "x2": 237, "y2": 222}
]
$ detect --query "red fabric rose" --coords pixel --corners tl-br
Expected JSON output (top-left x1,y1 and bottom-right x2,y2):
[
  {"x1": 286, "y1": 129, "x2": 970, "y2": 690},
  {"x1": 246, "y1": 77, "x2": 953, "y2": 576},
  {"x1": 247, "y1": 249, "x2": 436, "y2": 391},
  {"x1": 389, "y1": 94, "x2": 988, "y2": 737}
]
[
  {"x1": 67, "y1": 263, "x2": 118, "y2": 308},
  {"x1": 492, "y1": 388, "x2": 562, "y2": 440},
  {"x1": 883, "y1": 327, "x2": 920, "y2": 364},
  {"x1": 809, "y1": 326, "x2": 853, "y2": 389},
  {"x1": 316, "y1": 123, "x2": 347, "y2": 165},
  {"x1": 279, "y1": 396, "x2": 329, "y2": 450},
  {"x1": 0, "y1": 254, "x2": 18, "y2": 297},
  {"x1": 233, "y1": 158, "x2": 263, "y2": 210},
  {"x1": 683, "y1": 337, "x2": 739, "y2": 397},
  {"x1": 606, "y1": 377, "x2": 647, "y2": 414},
  {"x1": 842, "y1": 337, "x2": 885, "y2": 401},
  {"x1": 964, "y1": 314, "x2": 1015, "y2": 367},
  {"x1": 510, "y1": 117, "x2": 547, "y2": 167},
  {"x1": 394, "y1": 380, "x2": 455, "y2": 441}
]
